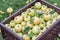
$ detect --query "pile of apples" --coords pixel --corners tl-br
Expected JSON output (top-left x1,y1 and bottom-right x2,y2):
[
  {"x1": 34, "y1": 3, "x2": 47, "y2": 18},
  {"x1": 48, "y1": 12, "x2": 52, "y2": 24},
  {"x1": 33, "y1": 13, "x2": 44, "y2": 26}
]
[{"x1": 5, "y1": 2, "x2": 60, "y2": 40}]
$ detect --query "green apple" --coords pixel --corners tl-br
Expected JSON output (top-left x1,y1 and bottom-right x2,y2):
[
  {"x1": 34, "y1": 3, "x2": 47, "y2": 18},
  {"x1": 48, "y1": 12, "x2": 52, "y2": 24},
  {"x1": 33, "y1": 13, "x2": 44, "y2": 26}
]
[
  {"x1": 16, "y1": 33, "x2": 23, "y2": 37},
  {"x1": 19, "y1": 33, "x2": 23, "y2": 37},
  {"x1": 11, "y1": 28, "x2": 15, "y2": 32},
  {"x1": 43, "y1": 14, "x2": 51, "y2": 21},
  {"x1": 32, "y1": 25, "x2": 40, "y2": 35},
  {"x1": 5, "y1": 24, "x2": 11, "y2": 28},
  {"x1": 28, "y1": 9, "x2": 35, "y2": 16},
  {"x1": 27, "y1": 21, "x2": 33, "y2": 28},
  {"x1": 46, "y1": 21, "x2": 52, "y2": 26},
  {"x1": 28, "y1": 30, "x2": 32, "y2": 34},
  {"x1": 26, "y1": 0, "x2": 32, "y2": 4},
  {"x1": 26, "y1": 8, "x2": 32, "y2": 14},
  {"x1": 52, "y1": 12, "x2": 58, "y2": 18},
  {"x1": 23, "y1": 34, "x2": 30, "y2": 40},
  {"x1": 26, "y1": 0, "x2": 29, "y2": 4},
  {"x1": 33, "y1": 17, "x2": 40, "y2": 25},
  {"x1": 40, "y1": 27, "x2": 47, "y2": 33},
  {"x1": 35, "y1": 2, "x2": 41, "y2": 9},
  {"x1": 15, "y1": 24, "x2": 22, "y2": 33},
  {"x1": 22, "y1": 27, "x2": 25, "y2": 31},
  {"x1": 40, "y1": 18, "x2": 45, "y2": 24},
  {"x1": 24, "y1": 15, "x2": 31, "y2": 22},
  {"x1": 21, "y1": 12, "x2": 27, "y2": 17},
  {"x1": 32, "y1": 36, "x2": 36, "y2": 40},
  {"x1": 10, "y1": 20, "x2": 16, "y2": 28},
  {"x1": 39, "y1": 23, "x2": 45, "y2": 29},
  {"x1": 52, "y1": 18, "x2": 57, "y2": 23},
  {"x1": 53, "y1": 3, "x2": 57, "y2": 6},
  {"x1": 46, "y1": 21, "x2": 52, "y2": 28},
  {"x1": 40, "y1": 18, "x2": 44, "y2": 22},
  {"x1": 57, "y1": 15, "x2": 60, "y2": 19},
  {"x1": 26, "y1": 8, "x2": 31, "y2": 12},
  {"x1": 38, "y1": 32, "x2": 42, "y2": 36},
  {"x1": 28, "y1": 30, "x2": 34, "y2": 38},
  {"x1": 48, "y1": 8, "x2": 53, "y2": 11},
  {"x1": 43, "y1": 27, "x2": 47, "y2": 32},
  {"x1": 21, "y1": 21, "x2": 26, "y2": 26},
  {"x1": 41, "y1": 5, "x2": 47, "y2": 12},
  {"x1": 14, "y1": 15, "x2": 23, "y2": 23}
]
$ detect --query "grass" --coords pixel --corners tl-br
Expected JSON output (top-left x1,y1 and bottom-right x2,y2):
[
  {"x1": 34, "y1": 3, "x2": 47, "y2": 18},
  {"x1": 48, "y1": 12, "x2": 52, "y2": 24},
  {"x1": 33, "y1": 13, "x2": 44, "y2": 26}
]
[
  {"x1": 0, "y1": 32, "x2": 2, "y2": 40},
  {"x1": 0, "y1": 0, "x2": 27, "y2": 22},
  {"x1": 55, "y1": 37, "x2": 60, "y2": 40},
  {"x1": 46, "y1": 0, "x2": 60, "y2": 7},
  {"x1": 0, "y1": 0, "x2": 27, "y2": 40},
  {"x1": 56, "y1": 37, "x2": 60, "y2": 40}
]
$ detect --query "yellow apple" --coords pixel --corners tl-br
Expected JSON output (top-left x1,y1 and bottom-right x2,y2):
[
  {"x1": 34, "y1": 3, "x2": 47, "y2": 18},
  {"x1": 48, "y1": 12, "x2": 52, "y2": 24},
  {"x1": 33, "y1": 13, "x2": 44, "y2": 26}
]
[
  {"x1": 5, "y1": 24, "x2": 11, "y2": 28},
  {"x1": 7, "y1": 7, "x2": 13, "y2": 14},
  {"x1": 16, "y1": 33, "x2": 23, "y2": 37},
  {"x1": 35, "y1": 2, "x2": 41, "y2": 9},
  {"x1": 40, "y1": 27, "x2": 47, "y2": 33},
  {"x1": 11, "y1": 28, "x2": 15, "y2": 32},
  {"x1": 33, "y1": 17, "x2": 40, "y2": 25},
  {"x1": 28, "y1": 9, "x2": 35, "y2": 16},
  {"x1": 39, "y1": 23, "x2": 45, "y2": 29},
  {"x1": 21, "y1": 21, "x2": 26, "y2": 26},
  {"x1": 10, "y1": 20, "x2": 16, "y2": 28},
  {"x1": 24, "y1": 15, "x2": 31, "y2": 22},
  {"x1": 32, "y1": 25, "x2": 40, "y2": 35},
  {"x1": 15, "y1": 24, "x2": 22, "y2": 33},
  {"x1": 27, "y1": 21, "x2": 33, "y2": 28},
  {"x1": 21, "y1": 12, "x2": 27, "y2": 17},
  {"x1": 43, "y1": 14, "x2": 51, "y2": 21},
  {"x1": 41, "y1": 5, "x2": 47, "y2": 12},
  {"x1": 52, "y1": 12, "x2": 58, "y2": 18},
  {"x1": 32, "y1": 36, "x2": 36, "y2": 40},
  {"x1": 28, "y1": 30, "x2": 32, "y2": 34},
  {"x1": 14, "y1": 15, "x2": 23, "y2": 23},
  {"x1": 23, "y1": 34, "x2": 30, "y2": 40},
  {"x1": 46, "y1": 21, "x2": 52, "y2": 26},
  {"x1": 57, "y1": 15, "x2": 60, "y2": 19}
]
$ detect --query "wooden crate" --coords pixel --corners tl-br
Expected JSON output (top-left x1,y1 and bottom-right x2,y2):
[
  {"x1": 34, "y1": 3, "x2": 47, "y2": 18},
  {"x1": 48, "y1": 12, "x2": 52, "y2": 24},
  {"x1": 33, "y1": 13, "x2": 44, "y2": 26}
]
[{"x1": 0, "y1": 0, "x2": 60, "y2": 40}]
